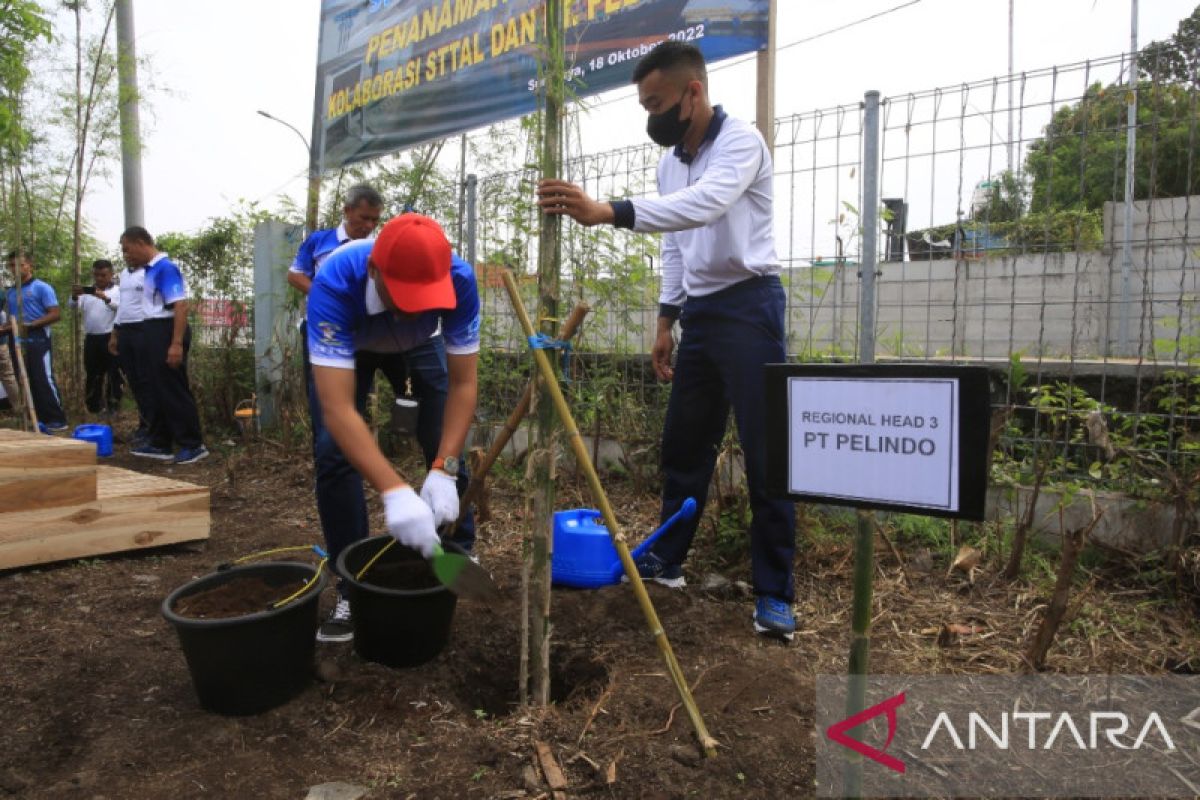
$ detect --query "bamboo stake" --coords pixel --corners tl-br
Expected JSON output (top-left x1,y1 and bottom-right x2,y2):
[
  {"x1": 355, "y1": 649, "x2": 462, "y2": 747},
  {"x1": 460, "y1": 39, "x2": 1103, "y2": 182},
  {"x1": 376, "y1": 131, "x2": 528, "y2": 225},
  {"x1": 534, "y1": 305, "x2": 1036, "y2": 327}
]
[
  {"x1": 7, "y1": 258, "x2": 39, "y2": 431},
  {"x1": 501, "y1": 269, "x2": 718, "y2": 757},
  {"x1": 528, "y1": 0, "x2": 565, "y2": 708},
  {"x1": 457, "y1": 302, "x2": 589, "y2": 520}
]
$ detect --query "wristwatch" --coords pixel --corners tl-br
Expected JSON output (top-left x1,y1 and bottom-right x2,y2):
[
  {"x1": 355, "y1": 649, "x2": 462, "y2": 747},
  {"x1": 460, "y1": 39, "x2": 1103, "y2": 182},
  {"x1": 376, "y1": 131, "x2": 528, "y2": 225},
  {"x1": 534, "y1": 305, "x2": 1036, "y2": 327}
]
[{"x1": 432, "y1": 455, "x2": 460, "y2": 477}]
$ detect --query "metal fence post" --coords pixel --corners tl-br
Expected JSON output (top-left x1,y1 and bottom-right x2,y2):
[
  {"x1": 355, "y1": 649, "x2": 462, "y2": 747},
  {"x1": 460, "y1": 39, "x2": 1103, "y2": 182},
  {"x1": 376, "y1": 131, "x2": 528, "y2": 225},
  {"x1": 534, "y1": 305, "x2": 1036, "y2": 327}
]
[
  {"x1": 859, "y1": 91, "x2": 881, "y2": 366},
  {"x1": 466, "y1": 173, "x2": 478, "y2": 266}
]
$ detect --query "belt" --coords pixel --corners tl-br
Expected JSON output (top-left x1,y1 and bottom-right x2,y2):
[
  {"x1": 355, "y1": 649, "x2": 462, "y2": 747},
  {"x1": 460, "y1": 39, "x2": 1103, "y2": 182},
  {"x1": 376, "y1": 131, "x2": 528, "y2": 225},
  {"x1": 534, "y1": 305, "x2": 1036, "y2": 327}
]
[{"x1": 114, "y1": 322, "x2": 144, "y2": 329}]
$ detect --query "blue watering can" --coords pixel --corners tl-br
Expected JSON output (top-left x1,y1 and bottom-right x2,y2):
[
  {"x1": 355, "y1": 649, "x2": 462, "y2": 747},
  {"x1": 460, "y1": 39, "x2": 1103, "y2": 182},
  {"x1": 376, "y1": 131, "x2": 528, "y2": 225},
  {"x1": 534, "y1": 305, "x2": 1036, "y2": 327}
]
[{"x1": 551, "y1": 498, "x2": 697, "y2": 589}]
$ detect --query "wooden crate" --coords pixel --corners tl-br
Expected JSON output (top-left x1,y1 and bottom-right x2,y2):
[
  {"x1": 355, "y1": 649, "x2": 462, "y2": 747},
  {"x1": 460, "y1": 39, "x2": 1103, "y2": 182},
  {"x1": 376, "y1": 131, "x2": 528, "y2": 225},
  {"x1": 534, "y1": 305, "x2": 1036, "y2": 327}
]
[
  {"x1": 0, "y1": 465, "x2": 210, "y2": 569},
  {"x1": 0, "y1": 429, "x2": 97, "y2": 511}
]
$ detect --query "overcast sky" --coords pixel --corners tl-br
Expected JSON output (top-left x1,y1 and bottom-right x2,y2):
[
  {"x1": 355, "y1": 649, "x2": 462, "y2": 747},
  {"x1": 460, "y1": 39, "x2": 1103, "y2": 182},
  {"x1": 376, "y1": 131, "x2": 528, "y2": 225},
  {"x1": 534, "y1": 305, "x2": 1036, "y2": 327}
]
[{"x1": 78, "y1": 0, "x2": 1196, "y2": 247}]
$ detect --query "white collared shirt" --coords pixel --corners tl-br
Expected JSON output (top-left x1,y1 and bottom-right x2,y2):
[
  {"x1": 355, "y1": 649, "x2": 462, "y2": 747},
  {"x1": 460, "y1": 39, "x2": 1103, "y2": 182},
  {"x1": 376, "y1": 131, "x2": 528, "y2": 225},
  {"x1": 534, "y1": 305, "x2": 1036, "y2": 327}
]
[
  {"x1": 114, "y1": 267, "x2": 145, "y2": 324},
  {"x1": 71, "y1": 289, "x2": 120, "y2": 335},
  {"x1": 630, "y1": 115, "x2": 780, "y2": 306}
]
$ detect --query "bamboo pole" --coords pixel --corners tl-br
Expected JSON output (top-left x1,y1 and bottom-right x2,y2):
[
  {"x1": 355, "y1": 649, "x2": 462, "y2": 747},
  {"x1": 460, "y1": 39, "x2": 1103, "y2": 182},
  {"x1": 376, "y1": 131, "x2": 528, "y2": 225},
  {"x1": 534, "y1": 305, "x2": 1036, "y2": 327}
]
[
  {"x1": 7, "y1": 258, "x2": 38, "y2": 431},
  {"x1": 502, "y1": 270, "x2": 718, "y2": 757},
  {"x1": 527, "y1": 0, "x2": 565, "y2": 707},
  {"x1": 457, "y1": 302, "x2": 589, "y2": 521}
]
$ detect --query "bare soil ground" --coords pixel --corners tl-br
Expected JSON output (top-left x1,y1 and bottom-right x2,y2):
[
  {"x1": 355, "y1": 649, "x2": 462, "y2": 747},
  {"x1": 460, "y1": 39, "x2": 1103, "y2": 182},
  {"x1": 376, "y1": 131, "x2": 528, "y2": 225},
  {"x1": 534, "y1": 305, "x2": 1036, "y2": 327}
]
[{"x1": 1, "y1": 428, "x2": 1197, "y2": 799}]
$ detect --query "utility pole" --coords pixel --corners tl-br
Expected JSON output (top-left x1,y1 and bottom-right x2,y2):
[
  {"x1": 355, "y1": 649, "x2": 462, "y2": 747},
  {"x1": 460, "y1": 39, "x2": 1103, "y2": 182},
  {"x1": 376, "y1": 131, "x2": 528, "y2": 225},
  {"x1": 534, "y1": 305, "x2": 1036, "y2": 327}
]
[
  {"x1": 1007, "y1": 0, "x2": 1014, "y2": 173},
  {"x1": 755, "y1": 0, "x2": 778, "y2": 156},
  {"x1": 1118, "y1": 0, "x2": 1138, "y2": 357},
  {"x1": 114, "y1": 0, "x2": 144, "y2": 228}
]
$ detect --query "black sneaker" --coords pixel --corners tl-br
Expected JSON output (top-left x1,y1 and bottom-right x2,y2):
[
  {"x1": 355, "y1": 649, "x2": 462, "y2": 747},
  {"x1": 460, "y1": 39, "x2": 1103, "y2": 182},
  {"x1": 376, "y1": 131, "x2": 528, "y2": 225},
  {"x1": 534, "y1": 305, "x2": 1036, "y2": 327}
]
[
  {"x1": 621, "y1": 551, "x2": 686, "y2": 588},
  {"x1": 316, "y1": 597, "x2": 353, "y2": 643}
]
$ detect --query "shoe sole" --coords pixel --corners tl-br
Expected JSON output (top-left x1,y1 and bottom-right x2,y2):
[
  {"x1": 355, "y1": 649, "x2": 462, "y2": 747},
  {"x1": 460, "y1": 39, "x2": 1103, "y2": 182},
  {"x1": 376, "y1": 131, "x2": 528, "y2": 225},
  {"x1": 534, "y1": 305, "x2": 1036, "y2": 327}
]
[
  {"x1": 316, "y1": 631, "x2": 353, "y2": 644},
  {"x1": 621, "y1": 574, "x2": 687, "y2": 589},
  {"x1": 132, "y1": 451, "x2": 174, "y2": 461},
  {"x1": 174, "y1": 452, "x2": 210, "y2": 465},
  {"x1": 753, "y1": 615, "x2": 796, "y2": 642}
]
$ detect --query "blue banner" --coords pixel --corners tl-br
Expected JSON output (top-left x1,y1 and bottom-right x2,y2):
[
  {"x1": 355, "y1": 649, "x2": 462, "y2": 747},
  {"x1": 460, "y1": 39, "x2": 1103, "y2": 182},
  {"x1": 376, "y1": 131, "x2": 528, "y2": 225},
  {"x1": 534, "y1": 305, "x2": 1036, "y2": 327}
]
[{"x1": 313, "y1": 0, "x2": 770, "y2": 172}]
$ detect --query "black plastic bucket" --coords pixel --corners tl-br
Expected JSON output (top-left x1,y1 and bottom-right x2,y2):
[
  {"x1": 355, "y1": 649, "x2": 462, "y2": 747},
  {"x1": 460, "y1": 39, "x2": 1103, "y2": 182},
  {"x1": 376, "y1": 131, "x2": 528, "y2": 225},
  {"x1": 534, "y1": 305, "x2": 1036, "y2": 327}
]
[
  {"x1": 161, "y1": 561, "x2": 326, "y2": 715},
  {"x1": 336, "y1": 536, "x2": 458, "y2": 668}
]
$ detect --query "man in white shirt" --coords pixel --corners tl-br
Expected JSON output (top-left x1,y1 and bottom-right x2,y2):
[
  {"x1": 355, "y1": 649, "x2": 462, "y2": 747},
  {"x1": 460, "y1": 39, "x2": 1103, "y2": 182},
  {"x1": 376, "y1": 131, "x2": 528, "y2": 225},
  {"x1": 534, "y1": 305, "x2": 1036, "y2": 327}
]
[
  {"x1": 108, "y1": 257, "x2": 154, "y2": 444},
  {"x1": 72, "y1": 259, "x2": 122, "y2": 415},
  {"x1": 536, "y1": 41, "x2": 796, "y2": 641}
]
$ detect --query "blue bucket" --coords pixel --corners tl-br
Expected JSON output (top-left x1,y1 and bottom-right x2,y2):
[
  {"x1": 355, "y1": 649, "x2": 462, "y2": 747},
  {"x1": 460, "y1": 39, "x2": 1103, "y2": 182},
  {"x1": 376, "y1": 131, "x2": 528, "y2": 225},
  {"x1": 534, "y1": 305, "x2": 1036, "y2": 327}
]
[
  {"x1": 551, "y1": 498, "x2": 697, "y2": 589},
  {"x1": 73, "y1": 424, "x2": 113, "y2": 457}
]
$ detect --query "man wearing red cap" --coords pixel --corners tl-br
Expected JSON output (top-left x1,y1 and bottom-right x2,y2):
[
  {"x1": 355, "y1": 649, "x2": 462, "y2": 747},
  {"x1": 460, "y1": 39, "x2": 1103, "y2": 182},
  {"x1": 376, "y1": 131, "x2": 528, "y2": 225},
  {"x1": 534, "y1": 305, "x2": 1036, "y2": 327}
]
[{"x1": 306, "y1": 213, "x2": 481, "y2": 643}]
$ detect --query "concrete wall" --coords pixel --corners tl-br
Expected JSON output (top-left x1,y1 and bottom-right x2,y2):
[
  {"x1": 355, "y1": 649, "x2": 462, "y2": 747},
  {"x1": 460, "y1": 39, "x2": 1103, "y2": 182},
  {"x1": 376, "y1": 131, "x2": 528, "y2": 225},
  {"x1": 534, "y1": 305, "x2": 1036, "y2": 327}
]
[{"x1": 477, "y1": 196, "x2": 1200, "y2": 363}]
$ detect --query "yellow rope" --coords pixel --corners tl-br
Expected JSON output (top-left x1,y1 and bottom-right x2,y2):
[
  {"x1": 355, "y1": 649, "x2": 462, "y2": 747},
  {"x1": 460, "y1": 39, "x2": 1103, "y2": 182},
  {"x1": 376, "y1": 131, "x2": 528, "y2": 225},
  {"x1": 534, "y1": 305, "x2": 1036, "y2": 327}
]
[
  {"x1": 272, "y1": 558, "x2": 328, "y2": 608},
  {"x1": 355, "y1": 539, "x2": 397, "y2": 581}
]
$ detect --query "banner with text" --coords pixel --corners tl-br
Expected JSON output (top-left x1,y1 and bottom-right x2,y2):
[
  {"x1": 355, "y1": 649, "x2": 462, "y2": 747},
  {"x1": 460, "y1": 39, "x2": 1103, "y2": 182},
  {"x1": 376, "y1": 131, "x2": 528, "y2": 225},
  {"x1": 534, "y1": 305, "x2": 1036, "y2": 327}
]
[{"x1": 313, "y1": 0, "x2": 770, "y2": 172}]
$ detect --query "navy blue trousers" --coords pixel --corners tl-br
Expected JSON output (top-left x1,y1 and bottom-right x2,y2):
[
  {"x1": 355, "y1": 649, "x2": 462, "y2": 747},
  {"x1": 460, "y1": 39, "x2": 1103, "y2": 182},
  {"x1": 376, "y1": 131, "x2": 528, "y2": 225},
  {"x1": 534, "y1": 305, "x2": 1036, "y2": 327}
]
[
  {"x1": 309, "y1": 335, "x2": 475, "y2": 593},
  {"x1": 21, "y1": 334, "x2": 66, "y2": 427},
  {"x1": 143, "y1": 318, "x2": 203, "y2": 451},
  {"x1": 652, "y1": 276, "x2": 796, "y2": 602},
  {"x1": 115, "y1": 323, "x2": 157, "y2": 435}
]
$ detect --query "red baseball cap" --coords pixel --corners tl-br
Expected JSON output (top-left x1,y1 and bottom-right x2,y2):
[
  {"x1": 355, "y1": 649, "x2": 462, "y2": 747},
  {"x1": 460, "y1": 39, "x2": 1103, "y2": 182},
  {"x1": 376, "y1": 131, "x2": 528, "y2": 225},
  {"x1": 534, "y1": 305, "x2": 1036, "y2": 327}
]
[{"x1": 370, "y1": 213, "x2": 456, "y2": 313}]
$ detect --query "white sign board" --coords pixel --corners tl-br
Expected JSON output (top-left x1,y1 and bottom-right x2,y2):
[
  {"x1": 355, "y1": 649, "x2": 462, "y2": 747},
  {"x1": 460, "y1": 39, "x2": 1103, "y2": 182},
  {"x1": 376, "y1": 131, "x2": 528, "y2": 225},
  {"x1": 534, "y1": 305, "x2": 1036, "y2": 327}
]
[{"x1": 787, "y1": 377, "x2": 960, "y2": 512}]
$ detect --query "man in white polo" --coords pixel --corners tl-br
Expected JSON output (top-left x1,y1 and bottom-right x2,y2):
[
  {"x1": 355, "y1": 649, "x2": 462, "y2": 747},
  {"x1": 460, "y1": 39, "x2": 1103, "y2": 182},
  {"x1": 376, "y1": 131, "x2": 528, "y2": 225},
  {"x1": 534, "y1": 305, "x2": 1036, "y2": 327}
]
[{"x1": 536, "y1": 41, "x2": 797, "y2": 641}]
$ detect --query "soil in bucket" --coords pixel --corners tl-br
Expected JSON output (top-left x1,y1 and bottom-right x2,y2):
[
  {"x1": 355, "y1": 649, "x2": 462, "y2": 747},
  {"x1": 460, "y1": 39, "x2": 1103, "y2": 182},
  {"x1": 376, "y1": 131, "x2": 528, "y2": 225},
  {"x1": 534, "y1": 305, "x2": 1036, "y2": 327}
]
[
  {"x1": 174, "y1": 575, "x2": 309, "y2": 619},
  {"x1": 162, "y1": 562, "x2": 326, "y2": 716},
  {"x1": 337, "y1": 536, "x2": 459, "y2": 668}
]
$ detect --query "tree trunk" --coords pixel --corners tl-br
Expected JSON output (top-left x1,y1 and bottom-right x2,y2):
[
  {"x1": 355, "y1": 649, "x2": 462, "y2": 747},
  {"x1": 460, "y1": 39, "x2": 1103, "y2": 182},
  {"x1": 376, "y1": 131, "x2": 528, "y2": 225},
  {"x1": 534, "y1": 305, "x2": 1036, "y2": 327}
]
[{"x1": 1025, "y1": 510, "x2": 1102, "y2": 670}]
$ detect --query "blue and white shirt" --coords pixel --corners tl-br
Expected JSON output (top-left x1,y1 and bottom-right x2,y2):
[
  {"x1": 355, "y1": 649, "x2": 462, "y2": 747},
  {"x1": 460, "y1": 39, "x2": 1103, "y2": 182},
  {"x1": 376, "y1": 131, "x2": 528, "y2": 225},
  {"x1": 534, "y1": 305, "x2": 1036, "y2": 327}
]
[
  {"x1": 290, "y1": 222, "x2": 359, "y2": 279},
  {"x1": 5, "y1": 279, "x2": 59, "y2": 341},
  {"x1": 306, "y1": 239, "x2": 481, "y2": 370},
  {"x1": 142, "y1": 253, "x2": 188, "y2": 320}
]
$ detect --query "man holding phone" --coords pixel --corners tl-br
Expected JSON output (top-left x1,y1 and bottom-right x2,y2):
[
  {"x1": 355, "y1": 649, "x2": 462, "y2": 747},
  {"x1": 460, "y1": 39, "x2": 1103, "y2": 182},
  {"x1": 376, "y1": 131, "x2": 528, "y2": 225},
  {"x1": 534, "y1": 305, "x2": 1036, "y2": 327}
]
[{"x1": 71, "y1": 259, "x2": 122, "y2": 416}]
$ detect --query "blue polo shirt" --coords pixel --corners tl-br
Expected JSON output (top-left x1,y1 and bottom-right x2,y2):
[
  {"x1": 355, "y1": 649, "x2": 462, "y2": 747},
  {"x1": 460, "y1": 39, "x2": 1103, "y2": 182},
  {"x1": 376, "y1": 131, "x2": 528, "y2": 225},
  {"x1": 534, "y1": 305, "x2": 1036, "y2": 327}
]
[
  {"x1": 306, "y1": 239, "x2": 480, "y2": 370},
  {"x1": 143, "y1": 253, "x2": 188, "y2": 320},
  {"x1": 290, "y1": 223, "x2": 356, "y2": 279},
  {"x1": 5, "y1": 279, "x2": 58, "y2": 341}
]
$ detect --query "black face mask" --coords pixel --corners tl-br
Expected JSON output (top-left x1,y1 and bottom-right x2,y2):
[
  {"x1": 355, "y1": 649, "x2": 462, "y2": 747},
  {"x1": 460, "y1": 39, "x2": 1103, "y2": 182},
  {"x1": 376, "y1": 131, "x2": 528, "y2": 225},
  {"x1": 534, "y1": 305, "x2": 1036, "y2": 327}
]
[{"x1": 646, "y1": 91, "x2": 691, "y2": 147}]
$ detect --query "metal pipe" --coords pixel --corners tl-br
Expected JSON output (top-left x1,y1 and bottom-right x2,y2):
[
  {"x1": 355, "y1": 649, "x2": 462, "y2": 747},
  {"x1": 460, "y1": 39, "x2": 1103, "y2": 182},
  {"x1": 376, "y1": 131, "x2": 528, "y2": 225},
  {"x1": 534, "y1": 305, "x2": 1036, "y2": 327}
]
[
  {"x1": 1118, "y1": 0, "x2": 1138, "y2": 357},
  {"x1": 114, "y1": 0, "x2": 144, "y2": 228},
  {"x1": 465, "y1": 174, "x2": 477, "y2": 267},
  {"x1": 859, "y1": 91, "x2": 881, "y2": 366}
]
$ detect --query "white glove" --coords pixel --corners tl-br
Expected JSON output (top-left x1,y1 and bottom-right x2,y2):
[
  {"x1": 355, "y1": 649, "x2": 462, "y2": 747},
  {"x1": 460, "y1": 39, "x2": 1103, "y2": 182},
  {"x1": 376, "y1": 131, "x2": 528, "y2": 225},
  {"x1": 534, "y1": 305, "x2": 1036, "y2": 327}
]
[
  {"x1": 419, "y1": 469, "x2": 460, "y2": 528},
  {"x1": 382, "y1": 487, "x2": 439, "y2": 558}
]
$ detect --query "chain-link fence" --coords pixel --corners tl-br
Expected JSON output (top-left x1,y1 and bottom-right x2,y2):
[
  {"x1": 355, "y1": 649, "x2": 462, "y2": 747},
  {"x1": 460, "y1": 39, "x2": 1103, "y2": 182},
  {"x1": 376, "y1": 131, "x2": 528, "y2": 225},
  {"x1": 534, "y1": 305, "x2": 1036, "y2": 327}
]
[{"x1": 468, "y1": 50, "x2": 1199, "y2": 507}]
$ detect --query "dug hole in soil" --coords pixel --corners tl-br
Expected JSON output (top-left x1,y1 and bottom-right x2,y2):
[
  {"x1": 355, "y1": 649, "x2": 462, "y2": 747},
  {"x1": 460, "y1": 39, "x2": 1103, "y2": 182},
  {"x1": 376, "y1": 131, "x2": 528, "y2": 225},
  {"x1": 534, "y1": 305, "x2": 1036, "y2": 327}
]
[{"x1": 1, "y1": 439, "x2": 1197, "y2": 799}]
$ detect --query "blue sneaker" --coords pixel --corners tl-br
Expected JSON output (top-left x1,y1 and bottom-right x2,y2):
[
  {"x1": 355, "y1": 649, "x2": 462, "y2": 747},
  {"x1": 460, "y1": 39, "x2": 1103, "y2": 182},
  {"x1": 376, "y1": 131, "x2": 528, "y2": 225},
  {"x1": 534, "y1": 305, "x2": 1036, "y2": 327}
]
[
  {"x1": 131, "y1": 444, "x2": 173, "y2": 460},
  {"x1": 173, "y1": 445, "x2": 210, "y2": 465},
  {"x1": 621, "y1": 551, "x2": 686, "y2": 589},
  {"x1": 753, "y1": 596, "x2": 796, "y2": 641}
]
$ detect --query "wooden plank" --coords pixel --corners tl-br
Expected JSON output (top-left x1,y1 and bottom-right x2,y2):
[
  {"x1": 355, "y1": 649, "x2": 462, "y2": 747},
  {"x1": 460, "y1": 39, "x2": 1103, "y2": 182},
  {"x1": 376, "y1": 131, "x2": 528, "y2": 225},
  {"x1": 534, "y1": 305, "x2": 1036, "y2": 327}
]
[
  {"x1": 0, "y1": 429, "x2": 96, "y2": 469},
  {"x1": 0, "y1": 467, "x2": 96, "y2": 511},
  {"x1": 0, "y1": 465, "x2": 209, "y2": 569}
]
